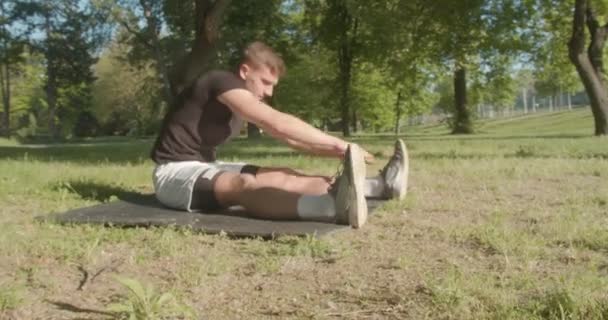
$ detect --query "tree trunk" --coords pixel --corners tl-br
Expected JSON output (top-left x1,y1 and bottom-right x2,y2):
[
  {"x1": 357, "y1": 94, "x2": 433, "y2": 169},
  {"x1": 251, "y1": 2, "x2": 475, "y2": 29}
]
[
  {"x1": 523, "y1": 88, "x2": 528, "y2": 113},
  {"x1": 46, "y1": 65, "x2": 58, "y2": 139},
  {"x1": 0, "y1": 0, "x2": 9, "y2": 137},
  {"x1": 394, "y1": 90, "x2": 402, "y2": 135},
  {"x1": 568, "y1": 92, "x2": 572, "y2": 110},
  {"x1": 334, "y1": 1, "x2": 357, "y2": 137},
  {"x1": 169, "y1": 0, "x2": 231, "y2": 98},
  {"x1": 452, "y1": 65, "x2": 473, "y2": 134},
  {"x1": 569, "y1": 0, "x2": 608, "y2": 135},
  {"x1": 45, "y1": 13, "x2": 59, "y2": 139},
  {"x1": 0, "y1": 62, "x2": 9, "y2": 137},
  {"x1": 338, "y1": 57, "x2": 351, "y2": 136},
  {"x1": 338, "y1": 40, "x2": 353, "y2": 136}
]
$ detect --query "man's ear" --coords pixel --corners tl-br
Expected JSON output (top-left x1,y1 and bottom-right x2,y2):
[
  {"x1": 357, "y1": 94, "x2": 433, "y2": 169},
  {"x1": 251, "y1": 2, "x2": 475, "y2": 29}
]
[{"x1": 239, "y1": 63, "x2": 250, "y2": 80}]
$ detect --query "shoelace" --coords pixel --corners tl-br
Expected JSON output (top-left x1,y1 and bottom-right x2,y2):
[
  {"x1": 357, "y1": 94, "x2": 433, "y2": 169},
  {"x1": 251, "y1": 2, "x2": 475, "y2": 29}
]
[
  {"x1": 379, "y1": 144, "x2": 402, "y2": 176},
  {"x1": 327, "y1": 161, "x2": 345, "y2": 196}
]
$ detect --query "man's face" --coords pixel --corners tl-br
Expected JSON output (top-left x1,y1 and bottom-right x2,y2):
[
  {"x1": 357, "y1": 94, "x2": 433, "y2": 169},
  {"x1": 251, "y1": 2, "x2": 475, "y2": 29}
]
[{"x1": 239, "y1": 63, "x2": 279, "y2": 101}]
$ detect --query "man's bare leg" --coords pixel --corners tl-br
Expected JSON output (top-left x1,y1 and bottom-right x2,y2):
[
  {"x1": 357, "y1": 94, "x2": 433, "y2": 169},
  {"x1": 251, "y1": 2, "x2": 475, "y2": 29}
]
[
  {"x1": 213, "y1": 171, "x2": 313, "y2": 220},
  {"x1": 211, "y1": 144, "x2": 368, "y2": 227},
  {"x1": 258, "y1": 141, "x2": 410, "y2": 201},
  {"x1": 255, "y1": 167, "x2": 332, "y2": 196}
]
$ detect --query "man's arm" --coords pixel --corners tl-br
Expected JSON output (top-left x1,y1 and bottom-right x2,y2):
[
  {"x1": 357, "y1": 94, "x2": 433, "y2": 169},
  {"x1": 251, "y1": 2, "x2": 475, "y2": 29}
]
[
  {"x1": 218, "y1": 89, "x2": 348, "y2": 158},
  {"x1": 283, "y1": 137, "x2": 343, "y2": 157}
]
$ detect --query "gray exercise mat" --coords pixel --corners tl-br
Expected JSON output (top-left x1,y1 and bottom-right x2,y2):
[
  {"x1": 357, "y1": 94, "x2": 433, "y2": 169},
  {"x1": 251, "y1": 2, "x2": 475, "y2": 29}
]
[{"x1": 38, "y1": 194, "x2": 385, "y2": 238}]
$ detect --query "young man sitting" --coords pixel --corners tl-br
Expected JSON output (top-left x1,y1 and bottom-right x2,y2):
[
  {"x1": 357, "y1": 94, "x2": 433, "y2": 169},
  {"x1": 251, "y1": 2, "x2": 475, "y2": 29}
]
[{"x1": 150, "y1": 41, "x2": 408, "y2": 228}]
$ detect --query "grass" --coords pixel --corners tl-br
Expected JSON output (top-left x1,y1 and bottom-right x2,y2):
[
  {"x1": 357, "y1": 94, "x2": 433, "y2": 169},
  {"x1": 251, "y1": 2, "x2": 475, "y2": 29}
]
[
  {"x1": 107, "y1": 276, "x2": 194, "y2": 320},
  {"x1": 1, "y1": 107, "x2": 608, "y2": 319}
]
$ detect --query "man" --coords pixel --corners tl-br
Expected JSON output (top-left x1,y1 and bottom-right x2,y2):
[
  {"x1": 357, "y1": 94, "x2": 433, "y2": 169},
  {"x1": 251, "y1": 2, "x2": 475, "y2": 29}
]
[{"x1": 150, "y1": 41, "x2": 408, "y2": 228}]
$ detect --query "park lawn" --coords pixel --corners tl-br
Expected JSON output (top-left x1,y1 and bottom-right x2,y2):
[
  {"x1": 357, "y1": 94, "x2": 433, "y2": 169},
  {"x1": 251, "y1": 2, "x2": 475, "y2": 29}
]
[{"x1": 1, "y1": 107, "x2": 607, "y2": 319}]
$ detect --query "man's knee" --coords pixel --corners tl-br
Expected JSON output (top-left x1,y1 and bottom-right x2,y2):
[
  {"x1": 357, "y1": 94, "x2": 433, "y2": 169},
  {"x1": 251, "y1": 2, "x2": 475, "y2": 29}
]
[
  {"x1": 213, "y1": 172, "x2": 258, "y2": 206},
  {"x1": 216, "y1": 172, "x2": 257, "y2": 193},
  {"x1": 235, "y1": 173, "x2": 258, "y2": 192}
]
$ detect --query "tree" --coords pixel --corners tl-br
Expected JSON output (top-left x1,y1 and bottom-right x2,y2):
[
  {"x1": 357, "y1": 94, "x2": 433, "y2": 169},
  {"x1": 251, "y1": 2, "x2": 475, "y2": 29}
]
[
  {"x1": 92, "y1": 37, "x2": 161, "y2": 136},
  {"x1": 374, "y1": 0, "x2": 441, "y2": 134},
  {"x1": 0, "y1": 1, "x2": 26, "y2": 137},
  {"x1": 427, "y1": 0, "x2": 534, "y2": 134},
  {"x1": 119, "y1": 0, "x2": 231, "y2": 99},
  {"x1": 514, "y1": 69, "x2": 536, "y2": 113},
  {"x1": 568, "y1": 0, "x2": 608, "y2": 135},
  {"x1": 533, "y1": 0, "x2": 581, "y2": 112},
  {"x1": 351, "y1": 63, "x2": 397, "y2": 132},
  {"x1": 478, "y1": 54, "x2": 519, "y2": 116},
  {"x1": 113, "y1": 0, "x2": 173, "y2": 108},
  {"x1": 10, "y1": 51, "x2": 45, "y2": 137},
  {"x1": 274, "y1": 46, "x2": 338, "y2": 129},
  {"x1": 306, "y1": 0, "x2": 362, "y2": 136},
  {"x1": 15, "y1": 0, "x2": 109, "y2": 138},
  {"x1": 272, "y1": 2, "x2": 340, "y2": 131},
  {"x1": 167, "y1": 0, "x2": 231, "y2": 97}
]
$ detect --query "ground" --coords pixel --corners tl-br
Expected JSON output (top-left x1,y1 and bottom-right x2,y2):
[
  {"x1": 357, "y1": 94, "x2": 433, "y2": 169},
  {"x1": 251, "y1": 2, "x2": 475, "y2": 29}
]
[{"x1": 1, "y1": 108, "x2": 607, "y2": 319}]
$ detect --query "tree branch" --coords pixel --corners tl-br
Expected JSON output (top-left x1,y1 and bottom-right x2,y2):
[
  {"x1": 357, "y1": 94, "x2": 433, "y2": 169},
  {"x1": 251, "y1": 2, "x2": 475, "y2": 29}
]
[
  {"x1": 203, "y1": 0, "x2": 231, "y2": 43},
  {"x1": 117, "y1": 19, "x2": 153, "y2": 50},
  {"x1": 194, "y1": 0, "x2": 212, "y2": 35},
  {"x1": 169, "y1": 0, "x2": 231, "y2": 97},
  {"x1": 585, "y1": 3, "x2": 607, "y2": 76},
  {"x1": 586, "y1": 6, "x2": 600, "y2": 35}
]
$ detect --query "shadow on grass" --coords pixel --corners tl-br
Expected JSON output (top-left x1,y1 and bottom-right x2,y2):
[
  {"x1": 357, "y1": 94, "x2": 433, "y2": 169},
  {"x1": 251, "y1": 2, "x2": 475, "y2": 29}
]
[{"x1": 53, "y1": 180, "x2": 155, "y2": 205}]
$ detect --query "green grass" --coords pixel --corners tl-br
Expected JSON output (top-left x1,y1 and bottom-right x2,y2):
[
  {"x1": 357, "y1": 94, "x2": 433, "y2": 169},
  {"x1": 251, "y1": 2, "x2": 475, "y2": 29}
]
[{"x1": 1, "y1": 107, "x2": 607, "y2": 319}]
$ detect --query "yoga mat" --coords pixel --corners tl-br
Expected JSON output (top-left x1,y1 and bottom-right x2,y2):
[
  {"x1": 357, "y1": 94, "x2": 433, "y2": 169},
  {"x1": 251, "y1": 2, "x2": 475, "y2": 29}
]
[{"x1": 38, "y1": 194, "x2": 385, "y2": 238}]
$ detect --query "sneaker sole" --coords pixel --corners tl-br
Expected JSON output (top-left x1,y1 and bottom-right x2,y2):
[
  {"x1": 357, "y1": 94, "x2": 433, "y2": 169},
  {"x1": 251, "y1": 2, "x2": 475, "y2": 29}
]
[
  {"x1": 395, "y1": 139, "x2": 409, "y2": 200},
  {"x1": 347, "y1": 144, "x2": 367, "y2": 228}
]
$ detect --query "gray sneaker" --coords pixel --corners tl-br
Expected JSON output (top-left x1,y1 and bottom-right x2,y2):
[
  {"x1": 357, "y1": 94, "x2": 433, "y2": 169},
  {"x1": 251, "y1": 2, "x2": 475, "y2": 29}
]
[
  {"x1": 379, "y1": 139, "x2": 409, "y2": 200},
  {"x1": 331, "y1": 144, "x2": 367, "y2": 228}
]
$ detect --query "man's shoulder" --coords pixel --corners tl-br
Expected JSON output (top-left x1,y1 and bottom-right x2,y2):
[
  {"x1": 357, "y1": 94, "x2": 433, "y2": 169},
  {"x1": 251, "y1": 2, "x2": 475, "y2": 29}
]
[
  {"x1": 201, "y1": 69, "x2": 240, "y2": 82},
  {"x1": 202, "y1": 70, "x2": 246, "y2": 97},
  {"x1": 184, "y1": 70, "x2": 243, "y2": 100}
]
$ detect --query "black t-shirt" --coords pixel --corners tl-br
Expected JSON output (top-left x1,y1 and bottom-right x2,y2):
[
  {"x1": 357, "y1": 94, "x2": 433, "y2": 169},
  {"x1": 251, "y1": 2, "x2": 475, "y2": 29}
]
[{"x1": 151, "y1": 70, "x2": 247, "y2": 163}]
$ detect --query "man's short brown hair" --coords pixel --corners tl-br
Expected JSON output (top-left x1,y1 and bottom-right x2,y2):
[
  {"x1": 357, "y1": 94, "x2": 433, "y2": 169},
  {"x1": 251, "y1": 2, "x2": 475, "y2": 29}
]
[{"x1": 240, "y1": 41, "x2": 286, "y2": 77}]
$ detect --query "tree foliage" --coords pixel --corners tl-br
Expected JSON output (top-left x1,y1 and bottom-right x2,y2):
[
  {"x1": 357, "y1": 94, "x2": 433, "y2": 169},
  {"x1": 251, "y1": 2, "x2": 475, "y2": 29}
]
[
  {"x1": 4, "y1": 0, "x2": 605, "y2": 139},
  {"x1": 14, "y1": 0, "x2": 110, "y2": 138},
  {"x1": 92, "y1": 38, "x2": 161, "y2": 136},
  {"x1": 0, "y1": 1, "x2": 26, "y2": 137}
]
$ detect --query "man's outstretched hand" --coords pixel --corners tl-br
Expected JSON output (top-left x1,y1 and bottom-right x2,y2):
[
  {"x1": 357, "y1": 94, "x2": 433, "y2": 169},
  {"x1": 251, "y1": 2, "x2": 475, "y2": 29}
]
[{"x1": 335, "y1": 142, "x2": 374, "y2": 163}]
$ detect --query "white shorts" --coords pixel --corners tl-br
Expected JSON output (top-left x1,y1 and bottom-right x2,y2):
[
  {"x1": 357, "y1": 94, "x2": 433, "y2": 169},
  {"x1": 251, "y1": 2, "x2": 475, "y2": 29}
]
[{"x1": 152, "y1": 161, "x2": 251, "y2": 212}]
